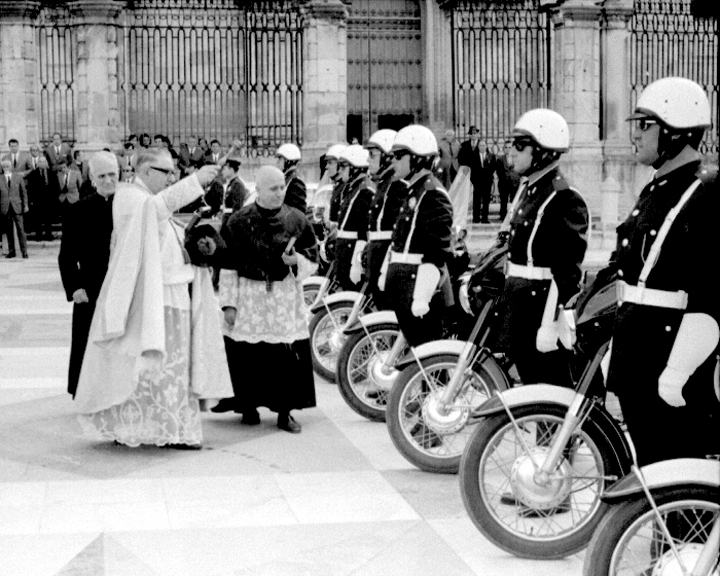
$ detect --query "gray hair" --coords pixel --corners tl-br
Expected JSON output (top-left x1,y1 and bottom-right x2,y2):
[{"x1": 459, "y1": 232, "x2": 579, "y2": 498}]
[
  {"x1": 89, "y1": 151, "x2": 119, "y2": 177},
  {"x1": 135, "y1": 147, "x2": 172, "y2": 171}
]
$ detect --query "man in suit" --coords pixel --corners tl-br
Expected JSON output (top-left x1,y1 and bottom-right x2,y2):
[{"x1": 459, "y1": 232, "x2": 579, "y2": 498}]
[
  {"x1": 45, "y1": 133, "x2": 73, "y2": 174},
  {"x1": 2, "y1": 139, "x2": 33, "y2": 176},
  {"x1": 458, "y1": 127, "x2": 498, "y2": 223},
  {"x1": 436, "y1": 129, "x2": 460, "y2": 189},
  {"x1": 73, "y1": 150, "x2": 90, "y2": 183},
  {"x1": 57, "y1": 159, "x2": 83, "y2": 221},
  {"x1": 58, "y1": 151, "x2": 118, "y2": 397},
  {"x1": 179, "y1": 136, "x2": 207, "y2": 175},
  {"x1": 205, "y1": 139, "x2": 225, "y2": 166},
  {"x1": 25, "y1": 155, "x2": 58, "y2": 241},
  {"x1": 1, "y1": 158, "x2": 30, "y2": 258}
]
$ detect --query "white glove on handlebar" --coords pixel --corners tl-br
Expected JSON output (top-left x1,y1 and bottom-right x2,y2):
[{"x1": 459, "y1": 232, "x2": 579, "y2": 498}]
[
  {"x1": 349, "y1": 240, "x2": 366, "y2": 285},
  {"x1": 411, "y1": 263, "x2": 441, "y2": 318},
  {"x1": 536, "y1": 323, "x2": 560, "y2": 353}
]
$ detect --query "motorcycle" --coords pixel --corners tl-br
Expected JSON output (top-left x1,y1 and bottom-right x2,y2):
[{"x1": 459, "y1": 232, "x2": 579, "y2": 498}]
[
  {"x1": 335, "y1": 237, "x2": 475, "y2": 422},
  {"x1": 583, "y1": 457, "x2": 720, "y2": 576},
  {"x1": 458, "y1": 271, "x2": 630, "y2": 559},
  {"x1": 384, "y1": 241, "x2": 509, "y2": 473}
]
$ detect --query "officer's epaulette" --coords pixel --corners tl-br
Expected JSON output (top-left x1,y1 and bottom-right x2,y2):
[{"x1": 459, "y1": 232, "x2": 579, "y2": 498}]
[
  {"x1": 425, "y1": 174, "x2": 450, "y2": 199},
  {"x1": 551, "y1": 172, "x2": 570, "y2": 193},
  {"x1": 696, "y1": 164, "x2": 718, "y2": 186}
]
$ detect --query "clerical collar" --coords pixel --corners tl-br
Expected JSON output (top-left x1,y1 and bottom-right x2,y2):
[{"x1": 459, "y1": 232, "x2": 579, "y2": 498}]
[{"x1": 255, "y1": 202, "x2": 283, "y2": 217}]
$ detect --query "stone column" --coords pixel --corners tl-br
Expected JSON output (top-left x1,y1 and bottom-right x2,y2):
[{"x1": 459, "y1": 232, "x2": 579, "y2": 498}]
[
  {"x1": 0, "y1": 1, "x2": 42, "y2": 148},
  {"x1": 549, "y1": 0, "x2": 604, "y2": 243},
  {"x1": 299, "y1": 0, "x2": 349, "y2": 181},
  {"x1": 600, "y1": 0, "x2": 643, "y2": 242},
  {"x1": 421, "y1": 0, "x2": 454, "y2": 134},
  {"x1": 68, "y1": 0, "x2": 123, "y2": 153}
]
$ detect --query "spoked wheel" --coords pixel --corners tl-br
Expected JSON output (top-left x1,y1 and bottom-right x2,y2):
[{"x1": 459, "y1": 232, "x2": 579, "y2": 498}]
[
  {"x1": 336, "y1": 323, "x2": 403, "y2": 422},
  {"x1": 308, "y1": 301, "x2": 353, "y2": 382},
  {"x1": 584, "y1": 487, "x2": 720, "y2": 576},
  {"x1": 460, "y1": 404, "x2": 625, "y2": 559},
  {"x1": 386, "y1": 354, "x2": 499, "y2": 474}
]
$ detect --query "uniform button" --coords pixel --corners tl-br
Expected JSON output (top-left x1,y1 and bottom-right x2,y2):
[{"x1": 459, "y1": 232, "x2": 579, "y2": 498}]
[
  {"x1": 524, "y1": 221, "x2": 529, "y2": 226},
  {"x1": 518, "y1": 208, "x2": 523, "y2": 214},
  {"x1": 650, "y1": 229, "x2": 657, "y2": 236},
  {"x1": 650, "y1": 185, "x2": 655, "y2": 191},
  {"x1": 411, "y1": 274, "x2": 416, "y2": 279},
  {"x1": 618, "y1": 269, "x2": 624, "y2": 277},
  {"x1": 665, "y1": 326, "x2": 671, "y2": 332},
  {"x1": 621, "y1": 238, "x2": 629, "y2": 247},
  {"x1": 510, "y1": 230, "x2": 515, "y2": 236},
  {"x1": 531, "y1": 290, "x2": 536, "y2": 296},
  {"x1": 632, "y1": 209, "x2": 639, "y2": 216}
]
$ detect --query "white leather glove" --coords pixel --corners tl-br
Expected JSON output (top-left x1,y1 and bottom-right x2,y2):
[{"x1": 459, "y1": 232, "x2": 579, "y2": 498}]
[
  {"x1": 557, "y1": 309, "x2": 577, "y2": 349},
  {"x1": 536, "y1": 323, "x2": 560, "y2": 353},
  {"x1": 349, "y1": 240, "x2": 366, "y2": 285},
  {"x1": 378, "y1": 249, "x2": 390, "y2": 291},
  {"x1": 658, "y1": 366, "x2": 687, "y2": 407},
  {"x1": 658, "y1": 313, "x2": 719, "y2": 407},
  {"x1": 411, "y1": 263, "x2": 441, "y2": 318}
]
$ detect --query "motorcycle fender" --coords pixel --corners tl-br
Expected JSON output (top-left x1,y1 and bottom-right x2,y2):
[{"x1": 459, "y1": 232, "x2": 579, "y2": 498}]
[
  {"x1": 602, "y1": 459, "x2": 720, "y2": 503},
  {"x1": 394, "y1": 340, "x2": 470, "y2": 371},
  {"x1": 342, "y1": 310, "x2": 398, "y2": 336},
  {"x1": 309, "y1": 291, "x2": 362, "y2": 314},
  {"x1": 302, "y1": 276, "x2": 327, "y2": 289},
  {"x1": 473, "y1": 384, "x2": 578, "y2": 418}
]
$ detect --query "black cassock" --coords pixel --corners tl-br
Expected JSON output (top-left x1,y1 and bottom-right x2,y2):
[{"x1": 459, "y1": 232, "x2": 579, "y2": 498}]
[
  {"x1": 58, "y1": 191, "x2": 113, "y2": 396},
  {"x1": 219, "y1": 202, "x2": 318, "y2": 415}
]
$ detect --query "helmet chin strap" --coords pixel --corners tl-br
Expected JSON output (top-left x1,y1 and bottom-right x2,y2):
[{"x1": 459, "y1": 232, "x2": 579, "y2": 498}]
[
  {"x1": 530, "y1": 149, "x2": 560, "y2": 173},
  {"x1": 653, "y1": 126, "x2": 700, "y2": 169}
]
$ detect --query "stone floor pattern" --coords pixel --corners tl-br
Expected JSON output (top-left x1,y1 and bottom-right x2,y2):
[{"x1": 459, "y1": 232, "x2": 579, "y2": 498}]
[{"x1": 0, "y1": 243, "x2": 584, "y2": 576}]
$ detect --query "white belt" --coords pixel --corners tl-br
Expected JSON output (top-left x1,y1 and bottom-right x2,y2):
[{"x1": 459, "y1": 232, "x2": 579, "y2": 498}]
[
  {"x1": 336, "y1": 230, "x2": 358, "y2": 240},
  {"x1": 389, "y1": 251, "x2": 423, "y2": 265},
  {"x1": 368, "y1": 231, "x2": 392, "y2": 241},
  {"x1": 223, "y1": 208, "x2": 233, "y2": 214},
  {"x1": 505, "y1": 262, "x2": 553, "y2": 280},
  {"x1": 617, "y1": 281, "x2": 688, "y2": 310}
]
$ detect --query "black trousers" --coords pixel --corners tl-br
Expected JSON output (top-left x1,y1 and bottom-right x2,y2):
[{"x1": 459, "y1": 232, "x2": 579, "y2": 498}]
[
  {"x1": 68, "y1": 300, "x2": 97, "y2": 397},
  {"x1": 3, "y1": 207, "x2": 28, "y2": 255},
  {"x1": 472, "y1": 181, "x2": 493, "y2": 222}
]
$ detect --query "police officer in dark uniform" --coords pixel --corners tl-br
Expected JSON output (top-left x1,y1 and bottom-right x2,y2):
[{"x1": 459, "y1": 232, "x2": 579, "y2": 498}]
[
  {"x1": 382, "y1": 125, "x2": 454, "y2": 347},
  {"x1": 276, "y1": 143, "x2": 307, "y2": 213},
  {"x1": 349, "y1": 129, "x2": 402, "y2": 311},
  {"x1": 489, "y1": 108, "x2": 589, "y2": 388},
  {"x1": 324, "y1": 143, "x2": 348, "y2": 230},
  {"x1": 333, "y1": 144, "x2": 374, "y2": 291},
  {"x1": 605, "y1": 77, "x2": 719, "y2": 466}
]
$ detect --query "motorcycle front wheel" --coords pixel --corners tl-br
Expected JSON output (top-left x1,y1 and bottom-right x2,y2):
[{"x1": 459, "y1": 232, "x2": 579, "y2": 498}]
[
  {"x1": 386, "y1": 354, "x2": 501, "y2": 474},
  {"x1": 336, "y1": 323, "x2": 403, "y2": 422},
  {"x1": 583, "y1": 486, "x2": 720, "y2": 576},
  {"x1": 308, "y1": 301, "x2": 353, "y2": 382},
  {"x1": 460, "y1": 403, "x2": 625, "y2": 559}
]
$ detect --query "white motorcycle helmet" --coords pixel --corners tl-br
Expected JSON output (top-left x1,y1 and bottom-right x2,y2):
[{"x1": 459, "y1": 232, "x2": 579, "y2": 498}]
[
  {"x1": 339, "y1": 144, "x2": 370, "y2": 168},
  {"x1": 391, "y1": 125, "x2": 439, "y2": 157},
  {"x1": 628, "y1": 76, "x2": 711, "y2": 130},
  {"x1": 325, "y1": 143, "x2": 346, "y2": 160},
  {"x1": 512, "y1": 108, "x2": 570, "y2": 152},
  {"x1": 276, "y1": 143, "x2": 301, "y2": 162},
  {"x1": 366, "y1": 129, "x2": 397, "y2": 154}
]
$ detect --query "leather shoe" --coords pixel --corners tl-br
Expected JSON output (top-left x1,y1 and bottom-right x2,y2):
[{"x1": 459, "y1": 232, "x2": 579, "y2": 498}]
[
  {"x1": 210, "y1": 397, "x2": 239, "y2": 413},
  {"x1": 22, "y1": 253, "x2": 28, "y2": 259},
  {"x1": 5, "y1": 252, "x2": 16, "y2": 259},
  {"x1": 164, "y1": 443, "x2": 202, "y2": 450},
  {"x1": 242, "y1": 409, "x2": 261, "y2": 425},
  {"x1": 277, "y1": 413, "x2": 301, "y2": 433}
]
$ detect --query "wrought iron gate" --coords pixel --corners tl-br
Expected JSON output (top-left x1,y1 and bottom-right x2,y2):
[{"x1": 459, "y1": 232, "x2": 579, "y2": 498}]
[
  {"x1": 346, "y1": 0, "x2": 423, "y2": 144},
  {"x1": 630, "y1": 0, "x2": 718, "y2": 155},
  {"x1": 119, "y1": 0, "x2": 304, "y2": 156},
  {"x1": 452, "y1": 0, "x2": 550, "y2": 150},
  {"x1": 36, "y1": 6, "x2": 76, "y2": 145}
]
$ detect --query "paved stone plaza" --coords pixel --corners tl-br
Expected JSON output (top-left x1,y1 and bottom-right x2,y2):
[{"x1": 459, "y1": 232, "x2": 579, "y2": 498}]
[{"x1": 0, "y1": 242, "x2": 586, "y2": 576}]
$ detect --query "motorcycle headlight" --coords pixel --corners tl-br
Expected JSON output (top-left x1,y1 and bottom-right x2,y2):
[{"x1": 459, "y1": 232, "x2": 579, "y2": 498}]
[{"x1": 459, "y1": 277, "x2": 473, "y2": 316}]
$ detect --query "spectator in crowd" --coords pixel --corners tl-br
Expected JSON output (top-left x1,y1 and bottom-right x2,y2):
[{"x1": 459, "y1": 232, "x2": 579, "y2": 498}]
[
  {"x1": 58, "y1": 151, "x2": 119, "y2": 397},
  {"x1": 73, "y1": 150, "x2": 90, "y2": 183},
  {"x1": 436, "y1": 129, "x2": 460, "y2": 189},
  {"x1": 2, "y1": 139, "x2": 32, "y2": 175},
  {"x1": 1, "y1": 158, "x2": 29, "y2": 258},
  {"x1": 57, "y1": 159, "x2": 83, "y2": 220},
  {"x1": 45, "y1": 133, "x2": 73, "y2": 174},
  {"x1": 25, "y1": 156, "x2": 57, "y2": 241},
  {"x1": 138, "y1": 133, "x2": 152, "y2": 149},
  {"x1": 496, "y1": 138, "x2": 521, "y2": 221},
  {"x1": 127, "y1": 134, "x2": 139, "y2": 150},
  {"x1": 118, "y1": 140, "x2": 136, "y2": 172},
  {"x1": 214, "y1": 165, "x2": 318, "y2": 433},
  {"x1": 198, "y1": 137, "x2": 210, "y2": 154},
  {"x1": 179, "y1": 135, "x2": 206, "y2": 175},
  {"x1": 27, "y1": 144, "x2": 44, "y2": 172},
  {"x1": 121, "y1": 164, "x2": 135, "y2": 183},
  {"x1": 458, "y1": 127, "x2": 498, "y2": 223},
  {"x1": 205, "y1": 139, "x2": 224, "y2": 165},
  {"x1": 74, "y1": 149, "x2": 231, "y2": 448}
]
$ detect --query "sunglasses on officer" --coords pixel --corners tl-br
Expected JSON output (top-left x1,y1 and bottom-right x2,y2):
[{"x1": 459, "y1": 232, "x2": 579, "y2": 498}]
[
  {"x1": 636, "y1": 118, "x2": 658, "y2": 132},
  {"x1": 511, "y1": 139, "x2": 534, "y2": 153},
  {"x1": 392, "y1": 150, "x2": 410, "y2": 161},
  {"x1": 337, "y1": 161, "x2": 350, "y2": 169}
]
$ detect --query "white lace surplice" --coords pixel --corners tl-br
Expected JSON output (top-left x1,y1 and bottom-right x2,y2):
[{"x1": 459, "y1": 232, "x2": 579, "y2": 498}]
[{"x1": 219, "y1": 255, "x2": 314, "y2": 344}]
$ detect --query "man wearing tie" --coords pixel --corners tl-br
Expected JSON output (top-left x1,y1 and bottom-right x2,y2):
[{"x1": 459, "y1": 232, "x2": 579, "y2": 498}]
[
  {"x1": 57, "y1": 159, "x2": 82, "y2": 222},
  {"x1": 205, "y1": 139, "x2": 225, "y2": 167},
  {"x1": 1, "y1": 159, "x2": 30, "y2": 258},
  {"x1": 26, "y1": 155, "x2": 57, "y2": 241},
  {"x1": 2, "y1": 139, "x2": 32, "y2": 176},
  {"x1": 45, "y1": 133, "x2": 73, "y2": 174},
  {"x1": 458, "y1": 127, "x2": 498, "y2": 223}
]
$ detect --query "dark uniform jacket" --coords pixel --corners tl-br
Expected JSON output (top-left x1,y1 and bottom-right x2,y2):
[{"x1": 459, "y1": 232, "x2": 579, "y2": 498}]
[
  {"x1": 284, "y1": 167, "x2": 307, "y2": 214},
  {"x1": 360, "y1": 167, "x2": 404, "y2": 303},
  {"x1": 605, "y1": 161, "x2": 719, "y2": 464},
  {"x1": 334, "y1": 173, "x2": 374, "y2": 290},
  {"x1": 206, "y1": 177, "x2": 249, "y2": 228},
  {"x1": 385, "y1": 170, "x2": 454, "y2": 346},
  {"x1": 328, "y1": 180, "x2": 347, "y2": 226},
  {"x1": 221, "y1": 202, "x2": 318, "y2": 287},
  {"x1": 490, "y1": 164, "x2": 588, "y2": 352}
]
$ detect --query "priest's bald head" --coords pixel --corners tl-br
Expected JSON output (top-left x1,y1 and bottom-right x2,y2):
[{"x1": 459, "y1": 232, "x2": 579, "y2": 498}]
[
  {"x1": 89, "y1": 151, "x2": 120, "y2": 198},
  {"x1": 255, "y1": 165, "x2": 287, "y2": 210}
]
